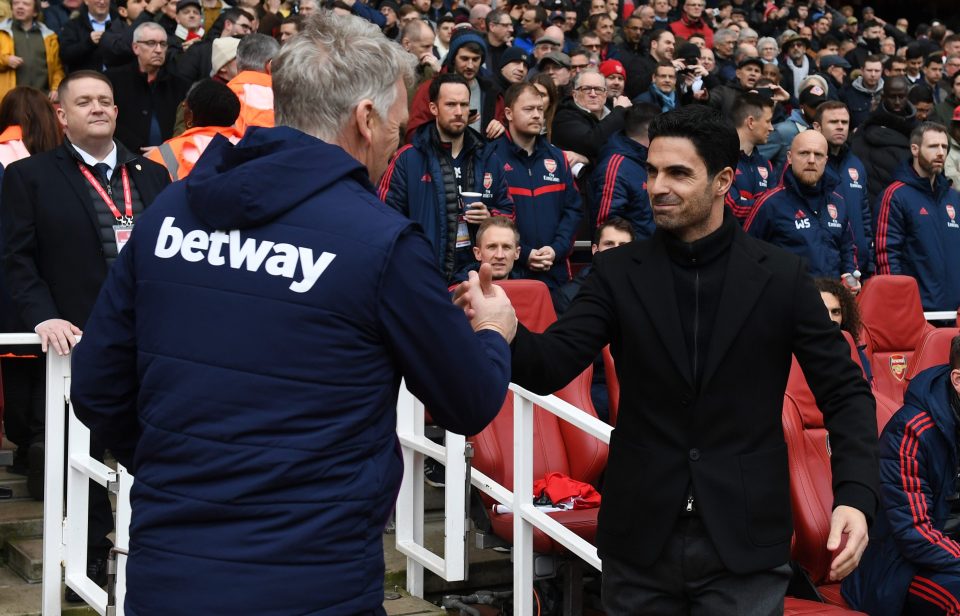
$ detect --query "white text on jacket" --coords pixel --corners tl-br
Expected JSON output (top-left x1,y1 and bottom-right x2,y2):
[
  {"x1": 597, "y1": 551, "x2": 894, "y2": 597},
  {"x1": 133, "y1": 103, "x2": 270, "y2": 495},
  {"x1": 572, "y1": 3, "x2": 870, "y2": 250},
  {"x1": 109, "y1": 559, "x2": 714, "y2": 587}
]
[{"x1": 154, "y1": 217, "x2": 336, "y2": 293}]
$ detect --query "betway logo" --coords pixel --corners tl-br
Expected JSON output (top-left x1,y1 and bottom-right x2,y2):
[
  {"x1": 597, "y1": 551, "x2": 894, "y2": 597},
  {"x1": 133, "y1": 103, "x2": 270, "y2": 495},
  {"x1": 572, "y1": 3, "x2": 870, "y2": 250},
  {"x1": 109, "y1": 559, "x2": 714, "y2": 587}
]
[{"x1": 154, "y1": 217, "x2": 336, "y2": 293}]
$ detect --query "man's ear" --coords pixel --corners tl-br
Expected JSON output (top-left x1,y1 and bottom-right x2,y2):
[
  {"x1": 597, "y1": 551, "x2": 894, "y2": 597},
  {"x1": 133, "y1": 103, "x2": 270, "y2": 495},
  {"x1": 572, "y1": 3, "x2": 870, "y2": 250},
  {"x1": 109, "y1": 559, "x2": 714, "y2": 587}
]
[{"x1": 355, "y1": 98, "x2": 376, "y2": 145}]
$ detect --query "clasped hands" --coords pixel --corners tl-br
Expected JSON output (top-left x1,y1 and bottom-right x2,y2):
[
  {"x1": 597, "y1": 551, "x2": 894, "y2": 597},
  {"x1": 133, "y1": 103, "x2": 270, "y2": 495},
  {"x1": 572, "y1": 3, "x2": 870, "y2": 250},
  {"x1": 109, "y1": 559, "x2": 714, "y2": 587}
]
[{"x1": 453, "y1": 263, "x2": 518, "y2": 343}]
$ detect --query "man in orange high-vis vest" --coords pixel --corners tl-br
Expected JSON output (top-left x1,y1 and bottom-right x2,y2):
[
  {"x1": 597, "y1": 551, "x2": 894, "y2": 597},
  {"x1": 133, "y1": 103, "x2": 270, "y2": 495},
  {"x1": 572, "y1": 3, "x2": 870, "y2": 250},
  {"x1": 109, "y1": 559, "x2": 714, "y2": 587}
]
[
  {"x1": 226, "y1": 33, "x2": 278, "y2": 134},
  {"x1": 148, "y1": 79, "x2": 241, "y2": 180}
]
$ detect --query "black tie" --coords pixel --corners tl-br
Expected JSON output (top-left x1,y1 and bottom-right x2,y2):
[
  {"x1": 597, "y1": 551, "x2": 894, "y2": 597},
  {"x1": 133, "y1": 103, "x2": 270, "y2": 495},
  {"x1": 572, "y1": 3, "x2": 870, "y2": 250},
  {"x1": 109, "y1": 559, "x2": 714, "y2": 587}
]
[{"x1": 93, "y1": 162, "x2": 111, "y2": 189}]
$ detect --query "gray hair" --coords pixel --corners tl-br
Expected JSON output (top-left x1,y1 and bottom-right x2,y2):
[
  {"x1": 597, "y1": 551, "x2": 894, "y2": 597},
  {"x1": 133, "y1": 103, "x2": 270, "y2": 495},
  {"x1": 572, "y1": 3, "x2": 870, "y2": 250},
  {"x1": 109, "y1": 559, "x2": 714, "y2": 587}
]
[
  {"x1": 572, "y1": 67, "x2": 602, "y2": 90},
  {"x1": 738, "y1": 27, "x2": 758, "y2": 42},
  {"x1": 272, "y1": 12, "x2": 415, "y2": 142},
  {"x1": 757, "y1": 36, "x2": 779, "y2": 55},
  {"x1": 714, "y1": 28, "x2": 737, "y2": 46},
  {"x1": 237, "y1": 33, "x2": 280, "y2": 72},
  {"x1": 133, "y1": 22, "x2": 167, "y2": 42}
]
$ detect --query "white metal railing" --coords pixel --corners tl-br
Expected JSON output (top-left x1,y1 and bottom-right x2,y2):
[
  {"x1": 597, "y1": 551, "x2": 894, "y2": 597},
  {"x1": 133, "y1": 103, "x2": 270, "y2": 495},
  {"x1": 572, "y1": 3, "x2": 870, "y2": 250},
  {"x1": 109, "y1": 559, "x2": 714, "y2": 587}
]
[
  {"x1": 394, "y1": 380, "x2": 612, "y2": 613},
  {"x1": 0, "y1": 334, "x2": 132, "y2": 616},
  {"x1": 924, "y1": 311, "x2": 958, "y2": 322}
]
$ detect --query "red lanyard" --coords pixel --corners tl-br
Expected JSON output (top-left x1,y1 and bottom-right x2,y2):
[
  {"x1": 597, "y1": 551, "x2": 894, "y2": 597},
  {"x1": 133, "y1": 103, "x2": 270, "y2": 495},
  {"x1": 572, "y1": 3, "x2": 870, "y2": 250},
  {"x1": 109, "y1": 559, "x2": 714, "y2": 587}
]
[{"x1": 77, "y1": 162, "x2": 133, "y2": 224}]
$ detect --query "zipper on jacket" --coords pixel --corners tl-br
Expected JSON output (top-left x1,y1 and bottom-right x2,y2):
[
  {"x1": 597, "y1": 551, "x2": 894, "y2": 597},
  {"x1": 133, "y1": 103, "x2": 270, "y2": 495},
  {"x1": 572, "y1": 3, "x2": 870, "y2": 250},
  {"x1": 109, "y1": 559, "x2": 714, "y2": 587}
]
[{"x1": 685, "y1": 494, "x2": 694, "y2": 513}]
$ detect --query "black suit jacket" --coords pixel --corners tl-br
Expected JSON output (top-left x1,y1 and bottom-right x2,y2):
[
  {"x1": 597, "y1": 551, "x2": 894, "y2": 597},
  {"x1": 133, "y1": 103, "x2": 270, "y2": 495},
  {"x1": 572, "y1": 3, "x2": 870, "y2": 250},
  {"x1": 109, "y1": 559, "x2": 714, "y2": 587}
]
[
  {"x1": 0, "y1": 142, "x2": 170, "y2": 330},
  {"x1": 511, "y1": 222, "x2": 879, "y2": 574},
  {"x1": 107, "y1": 63, "x2": 191, "y2": 152}
]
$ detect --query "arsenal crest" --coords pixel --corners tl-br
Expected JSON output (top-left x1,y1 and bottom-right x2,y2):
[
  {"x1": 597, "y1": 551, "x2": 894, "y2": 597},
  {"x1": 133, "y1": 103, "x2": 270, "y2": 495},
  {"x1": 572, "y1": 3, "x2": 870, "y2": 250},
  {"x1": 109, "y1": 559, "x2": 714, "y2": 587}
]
[
  {"x1": 544, "y1": 159, "x2": 557, "y2": 174},
  {"x1": 889, "y1": 354, "x2": 907, "y2": 382},
  {"x1": 848, "y1": 168, "x2": 859, "y2": 183},
  {"x1": 757, "y1": 166, "x2": 768, "y2": 180},
  {"x1": 947, "y1": 205, "x2": 956, "y2": 221},
  {"x1": 827, "y1": 204, "x2": 838, "y2": 220},
  {"x1": 483, "y1": 172, "x2": 493, "y2": 190}
]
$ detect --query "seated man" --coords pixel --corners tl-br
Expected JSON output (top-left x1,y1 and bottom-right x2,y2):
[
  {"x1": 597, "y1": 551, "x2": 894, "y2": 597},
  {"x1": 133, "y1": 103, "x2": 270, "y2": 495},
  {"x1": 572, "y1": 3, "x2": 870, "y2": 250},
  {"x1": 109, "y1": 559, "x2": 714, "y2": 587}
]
[
  {"x1": 555, "y1": 216, "x2": 634, "y2": 316},
  {"x1": 450, "y1": 215, "x2": 520, "y2": 286},
  {"x1": 842, "y1": 335, "x2": 960, "y2": 616}
]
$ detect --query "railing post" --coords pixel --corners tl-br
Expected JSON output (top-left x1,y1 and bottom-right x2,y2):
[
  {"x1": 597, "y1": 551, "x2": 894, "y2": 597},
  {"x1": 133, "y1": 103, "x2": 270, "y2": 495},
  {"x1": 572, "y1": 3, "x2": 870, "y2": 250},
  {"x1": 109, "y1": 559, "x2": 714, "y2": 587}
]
[
  {"x1": 41, "y1": 351, "x2": 68, "y2": 616},
  {"x1": 513, "y1": 390, "x2": 534, "y2": 615},
  {"x1": 395, "y1": 381, "x2": 425, "y2": 597}
]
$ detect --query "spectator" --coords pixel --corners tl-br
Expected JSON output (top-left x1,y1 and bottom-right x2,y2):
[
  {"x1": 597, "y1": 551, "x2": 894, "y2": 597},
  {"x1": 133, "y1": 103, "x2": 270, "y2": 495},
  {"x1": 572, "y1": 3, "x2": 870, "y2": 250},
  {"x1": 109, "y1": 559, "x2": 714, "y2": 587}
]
[
  {"x1": 379, "y1": 1, "x2": 400, "y2": 39},
  {"x1": 43, "y1": 0, "x2": 83, "y2": 36},
  {"x1": 434, "y1": 14, "x2": 454, "y2": 62},
  {"x1": 226, "y1": 32, "x2": 278, "y2": 132},
  {"x1": 616, "y1": 11, "x2": 651, "y2": 73},
  {"x1": 814, "y1": 101, "x2": 874, "y2": 277},
  {"x1": 174, "y1": 7, "x2": 254, "y2": 84},
  {"x1": 587, "y1": 13, "x2": 616, "y2": 61},
  {"x1": 515, "y1": 4, "x2": 546, "y2": 54},
  {"x1": 635, "y1": 60, "x2": 678, "y2": 112},
  {"x1": 909, "y1": 85, "x2": 935, "y2": 123},
  {"x1": 599, "y1": 58, "x2": 625, "y2": 108},
  {"x1": 668, "y1": 0, "x2": 712, "y2": 47},
  {"x1": 530, "y1": 72, "x2": 557, "y2": 140},
  {"x1": 0, "y1": 85, "x2": 59, "y2": 166},
  {"x1": 172, "y1": 0, "x2": 204, "y2": 49},
  {"x1": 590, "y1": 102, "x2": 658, "y2": 238},
  {"x1": 490, "y1": 82, "x2": 580, "y2": 300},
  {"x1": 580, "y1": 31, "x2": 601, "y2": 63},
  {"x1": 904, "y1": 43, "x2": 924, "y2": 85},
  {"x1": 554, "y1": 216, "x2": 633, "y2": 316},
  {"x1": 468, "y1": 5, "x2": 490, "y2": 35},
  {"x1": 400, "y1": 19, "x2": 438, "y2": 99},
  {"x1": 779, "y1": 31, "x2": 812, "y2": 100},
  {"x1": 0, "y1": 69, "x2": 169, "y2": 602},
  {"x1": 406, "y1": 29, "x2": 504, "y2": 143},
  {"x1": 532, "y1": 30, "x2": 562, "y2": 63},
  {"x1": 746, "y1": 130, "x2": 859, "y2": 283},
  {"x1": 851, "y1": 76, "x2": 918, "y2": 204},
  {"x1": 758, "y1": 36, "x2": 779, "y2": 65},
  {"x1": 483, "y1": 9, "x2": 513, "y2": 74},
  {"x1": 106, "y1": 22, "x2": 190, "y2": 152},
  {"x1": 818, "y1": 54, "x2": 851, "y2": 100},
  {"x1": 760, "y1": 82, "x2": 827, "y2": 169},
  {"x1": 841, "y1": 53, "x2": 883, "y2": 130},
  {"x1": 552, "y1": 68, "x2": 629, "y2": 164},
  {"x1": 278, "y1": 14, "x2": 303, "y2": 45},
  {"x1": 209, "y1": 34, "x2": 239, "y2": 82},
  {"x1": 883, "y1": 55, "x2": 907, "y2": 79},
  {"x1": 844, "y1": 18, "x2": 883, "y2": 69},
  {"x1": 632, "y1": 27, "x2": 674, "y2": 97},
  {"x1": 921, "y1": 52, "x2": 946, "y2": 103},
  {"x1": 379, "y1": 73, "x2": 513, "y2": 284},
  {"x1": 147, "y1": 78, "x2": 240, "y2": 180},
  {"x1": 712, "y1": 27, "x2": 737, "y2": 82},
  {"x1": 874, "y1": 122, "x2": 960, "y2": 312},
  {"x1": 706, "y1": 56, "x2": 766, "y2": 117},
  {"x1": 651, "y1": 0, "x2": 670, "y2": 26},
  {"x1": 0, "y1": 0, "x2": 65, "y2": 101},
  {"x1": 727, "y1": 93, "x2": 774, "y2": 223},
  {"x1": 946, "y1": 106, "x2": 960, "y2": 188},
  {"x1": 58, "y1": 0, "x2": 118, "y2": 73},
  {"x1": 842, "y1": 338, "x2": 960, "y2": 616},
  {"x1": 199, "y1": 0, "x2": 229, "y2": 32},
  {"x1": 99, "y1": 0, "x2": 164, "y2": 68},
  {"x1": 942, "y1": 53, "x2": 960, "y2": 90},
  {"x1": 536, "y1": 50, "x2": 571, "y2": 92}
]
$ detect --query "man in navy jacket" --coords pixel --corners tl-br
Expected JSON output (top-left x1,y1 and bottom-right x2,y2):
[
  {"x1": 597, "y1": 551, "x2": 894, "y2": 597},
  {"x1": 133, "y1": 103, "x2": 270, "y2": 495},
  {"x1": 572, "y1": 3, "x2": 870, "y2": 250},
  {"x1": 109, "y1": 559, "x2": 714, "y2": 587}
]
[
  {"x1": 70, "y1": 13, "x2": 515, "y2": 616},
  {"x1": 875, "y1": 122, "x2": 960, "y2": 312},
  {"x1": 489, "y1": 82, "x2": 581, "y2": 298},
  {"x1": 745, "y1": 130, "x2": 860, "y2": 284},
  {"x1": 842, "y1": 338, "x2": 960, "y2": 616}
]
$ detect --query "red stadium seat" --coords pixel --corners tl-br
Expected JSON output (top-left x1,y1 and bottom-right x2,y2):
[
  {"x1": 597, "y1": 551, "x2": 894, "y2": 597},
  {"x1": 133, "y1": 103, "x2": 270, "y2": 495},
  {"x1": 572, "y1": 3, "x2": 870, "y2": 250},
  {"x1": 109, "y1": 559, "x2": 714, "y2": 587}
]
[
  {"x1": 857, "y1": 275, "x2": 934, "y2": 406},
  {"x1": 601, "y1": 346, "x2": 619, "y2": 426},
  {"x1": 906, "y1": 327, "x2": 960, "y2": 384},
  {"x1": 784, "y1": 597, "x2": 865, "y2": 615},
  {"x1": 470, "y1": 280, "x2": 608, "y2": 553}
]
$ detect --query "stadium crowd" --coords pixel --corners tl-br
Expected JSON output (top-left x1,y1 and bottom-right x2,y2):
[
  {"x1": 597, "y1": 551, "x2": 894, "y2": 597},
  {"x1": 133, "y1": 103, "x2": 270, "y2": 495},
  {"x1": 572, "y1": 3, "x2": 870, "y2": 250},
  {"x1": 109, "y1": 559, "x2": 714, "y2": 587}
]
[{"x1": 1, "y1": 0, "x2": 960, "y2": 611}]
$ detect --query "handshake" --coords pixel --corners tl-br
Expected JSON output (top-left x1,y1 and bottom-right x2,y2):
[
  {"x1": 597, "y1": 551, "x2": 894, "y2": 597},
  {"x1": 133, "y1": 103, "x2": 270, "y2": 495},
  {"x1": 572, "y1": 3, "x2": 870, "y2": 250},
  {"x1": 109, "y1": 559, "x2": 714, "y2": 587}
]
[{"x1": 453, "y1": 264, "x2": 519, "y2": 343}]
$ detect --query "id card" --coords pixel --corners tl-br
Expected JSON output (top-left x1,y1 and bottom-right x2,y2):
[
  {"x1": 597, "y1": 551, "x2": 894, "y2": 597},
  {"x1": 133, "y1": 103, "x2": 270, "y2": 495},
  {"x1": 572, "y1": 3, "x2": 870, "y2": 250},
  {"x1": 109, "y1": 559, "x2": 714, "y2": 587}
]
[
  {"x1": 456, "y1": 220, "x2": 470, "y2": 248},
  {"x1": 114, "y1": 224, "x2": 133, "y2": 253}
]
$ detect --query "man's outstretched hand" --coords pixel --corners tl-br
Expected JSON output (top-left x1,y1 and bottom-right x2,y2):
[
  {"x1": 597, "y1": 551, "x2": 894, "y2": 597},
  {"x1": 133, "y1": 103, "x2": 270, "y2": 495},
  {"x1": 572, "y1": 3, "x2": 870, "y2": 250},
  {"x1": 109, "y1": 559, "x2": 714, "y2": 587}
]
[
  {"x1": 453, "y1": 263, "x2": 518, "y2": 343},
  {"x1": 827, "y1": 505, "x2": 869, "y2": 581}
]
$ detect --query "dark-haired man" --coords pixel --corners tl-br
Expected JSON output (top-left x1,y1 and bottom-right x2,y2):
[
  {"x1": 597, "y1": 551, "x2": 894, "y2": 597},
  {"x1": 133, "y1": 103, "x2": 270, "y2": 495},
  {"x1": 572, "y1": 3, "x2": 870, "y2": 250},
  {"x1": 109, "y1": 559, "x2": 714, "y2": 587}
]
[
  {"x1": 727, "y1": 93, "x2": 774, "y2": 223},
  {"x1": 174, "y1": 6, "x2": 254, "y2": 83},
  {"x1": 457, "y1": 104, "x2": 878, "y2": 614},
  {"x1": 843, "y1": 337, "x2": 960, "y2": 616},
  {"x1": 380, "y1": 73, "x2": 513, "y2": 285},
  {"x1": 841, "y1": 54, "x2": 883, "y2": 130}
]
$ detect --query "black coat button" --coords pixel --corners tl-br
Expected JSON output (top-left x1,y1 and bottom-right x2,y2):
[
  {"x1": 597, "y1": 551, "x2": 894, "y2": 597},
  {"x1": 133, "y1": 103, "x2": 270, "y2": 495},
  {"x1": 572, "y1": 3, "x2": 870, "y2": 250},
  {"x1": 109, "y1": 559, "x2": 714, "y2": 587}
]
[{"x1": 689, "y1": 448, "x2": 701, "y2": 461}]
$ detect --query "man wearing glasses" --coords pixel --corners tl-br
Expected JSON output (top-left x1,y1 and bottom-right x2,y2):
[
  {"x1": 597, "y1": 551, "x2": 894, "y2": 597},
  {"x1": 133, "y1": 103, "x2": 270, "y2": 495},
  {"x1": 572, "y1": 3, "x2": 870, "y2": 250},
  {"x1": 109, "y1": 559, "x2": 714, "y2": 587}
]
[
  {"x1": 107, "y1": 22, "x2": 189, "y2": 151},
  {"x1": 484, "y1": 9, "x2": 513, "y2": 74},
  {"x1": 553, "y1": 68, "x2": 630, "y2": 163}
]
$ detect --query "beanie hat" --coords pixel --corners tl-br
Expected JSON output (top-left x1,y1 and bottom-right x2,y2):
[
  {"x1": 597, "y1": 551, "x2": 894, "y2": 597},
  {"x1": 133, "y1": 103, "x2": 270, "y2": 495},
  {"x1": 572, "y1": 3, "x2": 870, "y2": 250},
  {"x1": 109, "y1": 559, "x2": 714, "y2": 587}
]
[
  {"x1": 445, "y1": 29, "x2": 487, "y2": 68},
  {"x1": 210, "y1": 37, "x2": 240, "y2": 77}
]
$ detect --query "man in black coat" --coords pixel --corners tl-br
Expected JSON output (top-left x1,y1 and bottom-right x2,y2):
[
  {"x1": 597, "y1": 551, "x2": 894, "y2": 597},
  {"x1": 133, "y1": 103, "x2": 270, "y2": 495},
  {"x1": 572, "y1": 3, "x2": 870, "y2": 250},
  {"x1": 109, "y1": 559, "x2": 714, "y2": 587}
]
[
  {"x1": 106, "y1": 22, "x2": 190, "y2": 151},
  {"x1": 58, "y1": 0, "x2": 122, "y2": 72},
  {"x1": 457, "y1": 105, "x2": 878, "y2": 614},
  {"x1": 850, "y1": 76, "x2": 918, "y2": 204},
  {"x1": 0, "y1": 71, "x2": 170, "y2": 599},
  {"x1": 552, "y1": 68, "x2": 630, "y2": 164}
]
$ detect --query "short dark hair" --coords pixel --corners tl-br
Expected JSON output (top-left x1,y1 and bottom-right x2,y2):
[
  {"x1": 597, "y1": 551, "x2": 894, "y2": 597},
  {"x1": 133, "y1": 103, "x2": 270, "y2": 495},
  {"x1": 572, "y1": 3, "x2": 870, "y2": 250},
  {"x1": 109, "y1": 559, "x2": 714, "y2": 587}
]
[
  {"x1": 223, "y1": 7, "x2": 255, "y2": 24},
  {"x1": 57, "y1": 70, "x2": 113, "y2": 103},
  {"x1": 485, "y1": 8, "x2": 508, "y2": 29},
  {"x1": 593, "y1": 216, "x2": 635, "y2": 244},
  {"x1": 909, "y1": 121, "x2": 947, "y2": 146},
  {"x1": 623, "y1": 103, "x2": 659, "y2": 140},
  {"x1": 924, "y1": 52, "x2": 944, "y2": 68},
  {"x1": 731, "y1": 92, "x2": 774, "y2": 128},
  {"x1": 429, "y1": 73, "x2": 470, "y2": 103},
  {"x1": 647, "y1": 105, "x2": 738, "y2": 177},
  {"x1": 812, "y1": 100, "x2": 849, "y2": 125},
  {"x1": 523, "y1": 4, "x2": 547, "y2": 25},
  {"x1": 185, "y1": 79, "x2": 240, "y2": 127},
  {"x1": 909, "y1": 85, "x2": 934, "y2": 105},
  {"x1": 862, "y1": 19, "x2": 881, "y2": 30},
  {"x1": 651, "y1": 29, "x2": 672, "y2": 45},
  {"x1": 281, "y1": 14, "x2": 304, "y2": 30},
  {"x1": 950, "y1": 335, "x2": 960, "y2": 371},
  {"x1": 884, "y1": 56, "x2": 906, "y2": 71},
  {"x1": 503, "y1": 82, "x2": 541, "y2": 109}
]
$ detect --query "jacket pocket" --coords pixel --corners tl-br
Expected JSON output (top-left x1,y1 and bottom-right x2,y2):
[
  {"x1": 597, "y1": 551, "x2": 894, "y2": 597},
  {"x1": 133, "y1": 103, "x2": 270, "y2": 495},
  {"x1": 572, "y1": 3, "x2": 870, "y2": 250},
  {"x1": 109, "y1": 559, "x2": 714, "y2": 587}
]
[
  {"x1": 598, "y1": 433, "x2": 651, "y2": 535},
  {"x1": 739, "y1": 444, "x2": 792, "y2": 547}
]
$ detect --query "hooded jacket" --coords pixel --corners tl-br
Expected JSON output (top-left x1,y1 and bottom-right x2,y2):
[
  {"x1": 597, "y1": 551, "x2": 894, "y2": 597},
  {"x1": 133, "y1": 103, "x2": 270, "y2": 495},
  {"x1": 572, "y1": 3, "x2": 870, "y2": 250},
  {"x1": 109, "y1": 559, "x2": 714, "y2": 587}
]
[
  {"x1": 70, "y1": 126, "x2": 511, "y2": 616},
  {"x1": 379, "y1": 123, "x2": 514, "y2": 283},
  {"x1": 842, "y1": 366, "x2": 960, "y2": 616},
  {"x1": 590, "y1": 131, "x2": 653, "y2": 239},
  {"x1": 744, "y1": 165, "x2": 857, "y2": 277},
  {"x1": 850, "y1": 101, "x2": 918, "y2": 204},
  {"x1": 827, "y1": 144, "x2": 873, "y2": 274},
  {"x1": 874, "y1": 161, "x2": 960, "y2": 312},
  {"x1": 840, "y1": 76, "x2": 883, "y2": 131}
]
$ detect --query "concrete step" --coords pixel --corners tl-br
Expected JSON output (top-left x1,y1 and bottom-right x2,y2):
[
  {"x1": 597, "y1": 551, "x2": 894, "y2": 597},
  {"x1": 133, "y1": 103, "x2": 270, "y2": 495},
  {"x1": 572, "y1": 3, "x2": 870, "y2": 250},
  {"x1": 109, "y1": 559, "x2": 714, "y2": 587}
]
[
  {"x1": 0, "y1": 450, "x2": 12, "y2": 469},
  {"x1": 0, "y1": 565, "x2": 97, "y2": 616},
  {"x1": 0, "y1": 501, "x2": 42, "y2": 548},
  {"x1": 5, "y1": 538, "x2": 41, "y2": 584},
  {"x1": 0, "y1": 470, "x2": 28, "y2": 501},
  {"x1": 383, "y1": 591, "x2": 444, "y2": 615}
]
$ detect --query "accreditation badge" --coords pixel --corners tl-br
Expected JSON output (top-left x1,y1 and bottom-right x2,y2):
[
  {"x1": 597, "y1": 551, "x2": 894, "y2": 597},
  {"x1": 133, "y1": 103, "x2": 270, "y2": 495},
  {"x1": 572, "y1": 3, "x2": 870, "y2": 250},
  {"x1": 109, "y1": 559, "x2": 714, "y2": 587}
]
[{"x1": 114, "y1": 224, "x2": 133, "y2": 253}]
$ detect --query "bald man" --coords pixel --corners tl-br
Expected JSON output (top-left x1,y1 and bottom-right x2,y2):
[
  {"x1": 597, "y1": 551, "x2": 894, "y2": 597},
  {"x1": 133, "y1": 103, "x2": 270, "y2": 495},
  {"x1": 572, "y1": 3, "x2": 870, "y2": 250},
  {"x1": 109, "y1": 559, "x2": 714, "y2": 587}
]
[{"x1": 744, "y1": 130, "x2": 860, "y2": 287}]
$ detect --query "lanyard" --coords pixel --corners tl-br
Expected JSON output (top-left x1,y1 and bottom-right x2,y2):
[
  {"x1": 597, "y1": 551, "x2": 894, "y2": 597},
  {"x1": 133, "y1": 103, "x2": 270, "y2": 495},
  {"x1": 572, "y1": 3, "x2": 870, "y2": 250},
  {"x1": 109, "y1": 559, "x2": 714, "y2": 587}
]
[{"x1": 77, "y1": 162, "x2": 133, "y2": 225}]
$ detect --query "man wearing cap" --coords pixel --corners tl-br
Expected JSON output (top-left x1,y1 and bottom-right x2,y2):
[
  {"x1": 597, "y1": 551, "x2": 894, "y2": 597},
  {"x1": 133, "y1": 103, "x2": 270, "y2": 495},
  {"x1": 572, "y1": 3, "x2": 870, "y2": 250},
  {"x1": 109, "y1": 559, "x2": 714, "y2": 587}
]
[
  {"x1": 599, "y1": 59, "x2": 626, "y2": 110},
  {"x1": 818, "y1": 54, "x2": 851, "y2": 101},
  {"x1": 841, "y1": 54, "x2": 883, "y2": 130},
  {"x1": 760, "y1": 82, "x2": 827, "y2": 169},
  {"x1": 745, "y1": 130, "x2": 860, "y2": 285},
  {"x1": 537, "y1": 50, "x2": 572, "y2": 92},
  {"x1": 172, "y1": 0, "x2": 203, "y2": 48},
  {"x1": 490, "y1": 46, "x2": 528, "y2": 112},
  {"x1": 533, "y1": 31, "x2": 563, "y2": 63},
  {"x1": 851, "y1": 76, "x2": 919, "y2": 204},
  {"x1": 779, "y1": 32, "x2": 811, "y2": 101},
  {"x1": 209, "y1": 35, "x2": 239, "y2": 82},
  {"x1": 845, "y1": 19, "x2": 884, "y2": 70},
  {"x1": 668, "y1": 0, "x2": 713, "y2": 48},
  {"x1": 406, "y1": 29, "x2": 505, "y2": 142}
]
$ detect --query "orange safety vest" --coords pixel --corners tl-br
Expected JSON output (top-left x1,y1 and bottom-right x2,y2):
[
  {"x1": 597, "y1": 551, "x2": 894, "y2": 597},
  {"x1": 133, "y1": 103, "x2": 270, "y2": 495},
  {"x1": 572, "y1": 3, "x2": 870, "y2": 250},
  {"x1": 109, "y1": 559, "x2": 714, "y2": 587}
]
[
  {"x1": 0, "y1": 124, "x2": 30, "y2": 168},
  {"x1": 147, "y1": 125, "x2": 242, "y2": 181},
  {"x1": 226, "y1": 71, "x2": 275, "y2": 134}
]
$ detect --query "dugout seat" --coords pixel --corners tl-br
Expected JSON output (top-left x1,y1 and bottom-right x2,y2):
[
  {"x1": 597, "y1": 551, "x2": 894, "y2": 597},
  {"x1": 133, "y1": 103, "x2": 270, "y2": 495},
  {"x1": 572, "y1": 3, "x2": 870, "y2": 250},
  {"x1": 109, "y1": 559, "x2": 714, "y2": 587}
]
[
  {"x1": 470, "y1": 280, "x2": 608, "y2": 553},
  {"x1": 906, "y1": 327, "x2": 960, "y2": 385},
  {"x1": 783, "y1": 598, "x2": 865, "y2": 615},
  {"x1": 602, "y1": 346, "x2": 619, "y2": 426},
  {"x1": 857, "y1": 275, "x2": 934, "y2": 406}
]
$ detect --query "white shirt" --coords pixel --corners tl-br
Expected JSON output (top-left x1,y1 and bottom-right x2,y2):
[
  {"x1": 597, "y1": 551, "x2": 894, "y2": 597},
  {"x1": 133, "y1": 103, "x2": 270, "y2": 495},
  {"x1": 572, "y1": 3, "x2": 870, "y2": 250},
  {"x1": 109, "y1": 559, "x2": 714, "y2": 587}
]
[{"x1": 73, "y1": 142, "x2": 117, "y2": 181}]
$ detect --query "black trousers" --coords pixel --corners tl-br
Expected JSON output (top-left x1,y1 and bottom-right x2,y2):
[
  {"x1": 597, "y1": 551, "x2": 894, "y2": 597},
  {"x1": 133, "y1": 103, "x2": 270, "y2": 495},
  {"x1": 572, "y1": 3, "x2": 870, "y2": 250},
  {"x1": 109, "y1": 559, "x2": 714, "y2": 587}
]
[{"x1": 602, "y1": 516, "x2": 791, "y2": 616}]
